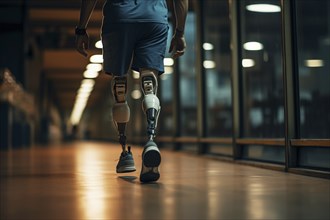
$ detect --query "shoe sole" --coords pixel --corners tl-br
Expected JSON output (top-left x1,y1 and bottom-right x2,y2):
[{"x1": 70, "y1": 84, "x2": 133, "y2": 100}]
[
  {"x1": 143, "y1": 146, "x2": 161, "y2": 167},
  {"x1": 140, "y1": 145, "x2": 161, "y2": 183},
  {"x1": 116, "y1": 166, "x2": 136, "y2": 173},
  {"x1": 140, "y1": 166, "x2": 160, "y2": 183}
]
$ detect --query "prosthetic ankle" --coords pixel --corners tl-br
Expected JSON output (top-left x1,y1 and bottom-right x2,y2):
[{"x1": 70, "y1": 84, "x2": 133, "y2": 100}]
[
  {"x1": 112, "y1": 76, "x2": 130, "y2": 151},
  {"x1": 140, "y1": 69, "x2": 161, "y2": 141}
]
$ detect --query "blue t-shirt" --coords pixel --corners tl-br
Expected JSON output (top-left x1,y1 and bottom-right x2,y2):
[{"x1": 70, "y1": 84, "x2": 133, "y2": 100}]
[{"x1": 102, "y1": 0, "x2": 168, "y2": 24}]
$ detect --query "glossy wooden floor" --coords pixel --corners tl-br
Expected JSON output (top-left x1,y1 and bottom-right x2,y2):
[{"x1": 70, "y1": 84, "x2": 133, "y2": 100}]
[{"x1": 1, "y1": 141, "x2": 329, "y2": 220}]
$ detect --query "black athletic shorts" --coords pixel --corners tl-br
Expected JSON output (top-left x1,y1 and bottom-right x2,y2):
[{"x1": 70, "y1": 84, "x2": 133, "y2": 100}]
[{"x1": 101, "y1": 22, "x2": 169, "y2": 76}]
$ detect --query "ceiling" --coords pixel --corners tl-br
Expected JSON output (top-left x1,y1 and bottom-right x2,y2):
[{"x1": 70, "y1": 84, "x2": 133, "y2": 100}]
[{"x1": 25, "y1": 0, "x2": 109, "y2": 114}]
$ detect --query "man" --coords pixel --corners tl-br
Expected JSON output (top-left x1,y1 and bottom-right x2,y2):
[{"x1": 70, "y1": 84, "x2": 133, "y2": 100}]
[{"x1": 76, "y1": 0, "x2": 188, "y2": 182}]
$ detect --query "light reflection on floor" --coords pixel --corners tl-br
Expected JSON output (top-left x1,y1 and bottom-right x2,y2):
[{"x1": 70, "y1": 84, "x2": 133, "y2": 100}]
[{"x1": 76, "y1": 147, "x2": 107, "y2": 219}]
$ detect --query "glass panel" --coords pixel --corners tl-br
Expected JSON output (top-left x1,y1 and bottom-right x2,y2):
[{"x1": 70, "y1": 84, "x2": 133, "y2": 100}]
[
  {"x1": 204, "y1": 0, "x2": 232, "y2": 137},
  {"x1": 240, "y1": 0, "x2": 284, "y2": 138},
  {"x1": 242, "y1": 145, "x2": 285, "y2": 164},
  {"x1": 159, "y1": 74, "x2": 174, "y2": 135},
  {"x1": 295, "y1": 0, "x2": 330, "y2": 138},
  {"x1": 209, "y1": 144, "x2": 233, "y2": 156},
  {"x1": 298, "y1": 147, "x2": 330, "y2": 170},
  {"x1": 159, "y1": 24, "x2": 175, "y2": 136},
  {"x1": 179, "y1": 12, "x2": 197, "y2": 136}
]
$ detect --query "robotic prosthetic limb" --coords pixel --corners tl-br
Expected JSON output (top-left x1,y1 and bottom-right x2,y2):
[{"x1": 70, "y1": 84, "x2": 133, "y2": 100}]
[
  {"x1": 112, "y1": 76, "x2": 130, "y2": 152},
  {"x1": 140, "y1": 69, "x2": 162, "y2": 182},
  {"x1": 140, "y1": 69, "x2": 161, "y2": 141},
  {"x1": 112, "y1": 76, "x2": 136, "y2": 173}
]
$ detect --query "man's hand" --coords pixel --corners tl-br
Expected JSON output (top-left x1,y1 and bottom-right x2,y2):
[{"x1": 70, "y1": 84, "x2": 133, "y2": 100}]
[
  {"x1": 169, "y1": 32, "x2": 186, "y2": 59},
  {"x1": 75, "y1": 32, "x2": 89, "y2": 57}
]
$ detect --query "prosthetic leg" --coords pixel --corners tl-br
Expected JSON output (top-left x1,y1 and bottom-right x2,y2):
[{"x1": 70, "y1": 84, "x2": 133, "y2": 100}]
[
  {"x1": 141, "y1": 69, "x2": 161, "y2": 140},
  {"x1": 140, "y1": 69, "x2": 162, "y2": 182},
  {"x1": 112, "y1": 76, "x2": 136, "y2": 173}
]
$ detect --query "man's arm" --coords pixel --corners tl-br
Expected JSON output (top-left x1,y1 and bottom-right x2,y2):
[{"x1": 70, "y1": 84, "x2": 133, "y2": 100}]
[
  {"x1": 77, "y1": 0, "x2": 98, "y2": 29},
  {"x1": 76, "y1": 0, "x2": 98, "y2": 57},
  {"x1": 172, "y1": 0, "x2": 188, "y2": 33},
  {"x1": 169, "y1": 0, "x2": 189, "y2": 59}
]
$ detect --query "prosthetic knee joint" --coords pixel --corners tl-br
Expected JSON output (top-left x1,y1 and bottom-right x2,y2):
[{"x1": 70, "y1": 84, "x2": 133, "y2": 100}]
[
  {"x1": 112, "y1": 76, "x2": 130, "y2": 151},
  {"x1": 141, "y1": 69, "x2": 161, "y2": 140}
]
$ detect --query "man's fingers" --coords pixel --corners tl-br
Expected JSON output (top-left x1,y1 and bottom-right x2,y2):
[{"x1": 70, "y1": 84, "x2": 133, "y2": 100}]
[
  {"x1": 169, "y1": 36, "x2": 186, "y2": 58},
  {"x1": 75, "y1": 35, "x2": 89, "y2": 57},
  {"x1": 172, "y1": 50, "x2": 185, "y2": 59}
]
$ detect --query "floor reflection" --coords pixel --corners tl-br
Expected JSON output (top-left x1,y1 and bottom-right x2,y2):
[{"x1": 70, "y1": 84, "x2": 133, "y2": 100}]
[
  {"x1": 75, "y1": 146, "x2": 107, "y2": 219},
  {"x1": 1, "y1": 142, "x2": 328, "y2": 220}
]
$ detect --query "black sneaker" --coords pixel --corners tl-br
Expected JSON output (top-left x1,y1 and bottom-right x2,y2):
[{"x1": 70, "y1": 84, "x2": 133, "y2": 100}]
[
  {"x1": 116, "y1": 146, "x2": 136, "y2": 173},
  {"x1": 140, "y1": 141, "x2": 161, "y2": 182}
]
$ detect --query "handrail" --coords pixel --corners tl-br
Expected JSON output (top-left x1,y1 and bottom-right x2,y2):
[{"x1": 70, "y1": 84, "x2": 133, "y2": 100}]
[
  {"x1": 291, "y1": 139, "x2": 330, "y2": 147},
  {"x1": 147, "y1": 136, "x2": 330, "y2": 148}
]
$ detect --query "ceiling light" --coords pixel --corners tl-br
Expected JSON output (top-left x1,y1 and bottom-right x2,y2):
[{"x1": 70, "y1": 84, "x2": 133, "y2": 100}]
[
  {"x1": 242, "y1": 59, "x2": 255, "y2": 68},
  {"x1": 70, "y1": 100, "x2": 88, "y2": 125},
  {"x1": 160, "y1": 74, "x2": 168, "y2": 80},
  {"x1": 81, "y1": 79, "x2": 95, "y2": 88},
  {"x1": 78, "y1": 86, "x2": 93, "y2": 94},
  {"x1": 246, "y1": 4, "x2": 281, "y2": 13},
  {"x1": 164, "y1": 58, "x2": 174, "y2": 66},
  {"x1": 70, "y1": 79, "x2": 95, "y2": 125},
  {"x1": 86, "y1": 63, "x2": 102, "y2": 72},
  {"x1": 77, "y1": 92, "x2": 90, "y2": 99},
  {"x1": 83, "y1": 70, "x2": 99, "y2": 79},
  {"x1": 243, "y1": 41, "x2": 264, "y2": 51},
  {"x1": 95, "y1": 40, "x2": 103, "y2": 49},
  {"x1": 203, "y1": 60, "x2": 216, "y2": 69},
  {"x1": 132, "y1": 70, "x2": 140, "y2": 79},
  {"x1": 165, "y1": 66, "x2": 174, "y2": 74},
  {"x1": 70, "y1": 108, "x2": 84, "y2": 125},
  {"x1": 203, "y1": 42, "x2": 214, "y2": 50},
  {"x1": 89, "y1": 54, "x2": 103, "y2": 63},
  {"x1": 75, "y1": 97, "x2": 88, "y2": 107},
  {"x1": 305, "y1": 59, "x2": 324, "y2": 68},
  {"x1": 131, "y1": 90, "x2": 142, "y2": 100}
]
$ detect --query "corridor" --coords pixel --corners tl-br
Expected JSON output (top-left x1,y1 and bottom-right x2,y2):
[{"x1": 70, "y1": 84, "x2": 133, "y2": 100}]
[{"x1": 1, "y1": 142, "x2": 329, "y2": 220}]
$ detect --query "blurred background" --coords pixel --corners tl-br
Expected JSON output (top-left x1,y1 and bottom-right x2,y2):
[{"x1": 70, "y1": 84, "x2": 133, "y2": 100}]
[{"x1": 0, "y1": 0, "x2": 329, "y2": 176}]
